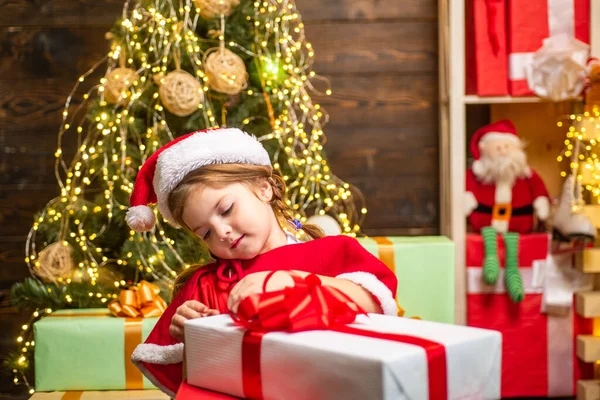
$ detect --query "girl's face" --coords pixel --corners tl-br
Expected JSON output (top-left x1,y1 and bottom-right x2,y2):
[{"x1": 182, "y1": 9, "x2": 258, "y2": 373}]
[{"x1": 181, "y1": 181, "x2": 285, "y2": 260}]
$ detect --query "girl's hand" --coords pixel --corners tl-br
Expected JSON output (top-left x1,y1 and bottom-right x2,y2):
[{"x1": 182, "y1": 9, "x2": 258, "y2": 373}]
[
  {"x1": 169, "y1": 300, "x2": 219, "y2": 342},
  {"x1": 228, "y1": 271, "x2": 301, "y2": 313}
]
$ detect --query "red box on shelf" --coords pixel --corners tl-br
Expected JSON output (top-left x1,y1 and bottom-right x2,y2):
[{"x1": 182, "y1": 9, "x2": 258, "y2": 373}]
[
  {"x1": 465, "y1": 0, "x2": 509, "y2": 96},
  {"x1": 466, "y1": 233, "x2": 593, "y2": 397}
]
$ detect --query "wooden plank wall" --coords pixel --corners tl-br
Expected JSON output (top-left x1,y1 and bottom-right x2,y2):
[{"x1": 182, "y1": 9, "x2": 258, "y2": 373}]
[
  {"x1": 0, "y1": 0, "x2": 439, "y2": 395},
  {"x1": 305, "y1": 2, "x2": 440, "y2": 237}
]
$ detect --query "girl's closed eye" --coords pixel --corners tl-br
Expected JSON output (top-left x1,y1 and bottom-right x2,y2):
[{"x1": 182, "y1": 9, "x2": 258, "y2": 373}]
[
  {"x1": 200, "y1": 205, "x2": 233, "y2": 239},
  {"x1": 222, "y1": 204, "x2": 233, "y2": 216}
]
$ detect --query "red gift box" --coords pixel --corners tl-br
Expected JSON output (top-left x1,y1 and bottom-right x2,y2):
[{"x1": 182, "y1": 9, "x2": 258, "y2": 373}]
[
  {"x1": 507, "y1": 0, "x2": 590, "y2": 96},
  {"x1": 466, "y1": 0, "x2": 509, "y2": 96},
  {"x1": 466, "y1": 233, "x2": 593, "y2": 397}
]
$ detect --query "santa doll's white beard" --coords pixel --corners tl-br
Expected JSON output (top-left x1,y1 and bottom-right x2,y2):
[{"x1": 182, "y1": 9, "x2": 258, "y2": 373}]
[{"x1": 474, "y1": 150, "x2": 530, "y2": 185}]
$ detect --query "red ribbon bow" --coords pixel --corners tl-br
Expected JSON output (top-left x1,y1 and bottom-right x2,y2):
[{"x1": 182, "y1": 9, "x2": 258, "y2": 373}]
[
  {"x1": 230, "y1": 272, "x2": 448, "y2": 400},
  {"x1": 231, "y1": 271, "x2": 365, "y2": 332}
]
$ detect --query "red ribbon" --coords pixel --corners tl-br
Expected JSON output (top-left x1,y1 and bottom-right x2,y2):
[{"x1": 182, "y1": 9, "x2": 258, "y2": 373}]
[
  {"x1": 232, "y1": 272, "x2": 448, "y2": 400},
  {"x1": 484, "y1": 0, "x2": 503, "y2": 55}
]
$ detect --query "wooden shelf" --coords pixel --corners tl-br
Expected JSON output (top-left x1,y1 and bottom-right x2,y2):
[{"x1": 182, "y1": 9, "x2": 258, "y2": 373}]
[
  {"x1": 441, "y1": 0, "x2": 600, "y2": 325},
  {"x1": 463, "y1": 95, "x2": 544, "y2": 105},
  {"x1": 576, "y1": 292, "x2": 600, "y2": 318},
  {"x1": 578, "y1": 380, "x2": 600, "y2": 400},
  {"x1": 577, "y1": 335, "x2": 600, "y2": 363}
]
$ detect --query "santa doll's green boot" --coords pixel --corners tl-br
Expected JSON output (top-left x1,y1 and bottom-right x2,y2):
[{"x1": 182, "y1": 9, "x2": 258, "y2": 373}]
[
  {"x1": 503, "y1": 232, "x2": 524, "y2": 302},
  {"x1": 481, "y1": 227, "x2": 500, "y2": 285}
]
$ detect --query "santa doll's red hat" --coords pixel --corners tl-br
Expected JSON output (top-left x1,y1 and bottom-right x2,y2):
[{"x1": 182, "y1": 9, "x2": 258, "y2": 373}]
[
  {"x1": 470, "y1": 120, "x2": 520, "y2": 175},
  {"x1": 125, "y1": 128, "x2": 271, "y2": 232},
  {"x1": 470, "y1": 120, "x2": 520, "y2": 159}
]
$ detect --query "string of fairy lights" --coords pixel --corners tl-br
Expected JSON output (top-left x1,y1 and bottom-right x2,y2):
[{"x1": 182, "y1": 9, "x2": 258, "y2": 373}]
[
  {"x1": 557, "y1": 106, "x2": 600, "y2": 207},
  {"x1": 14, "y1": 0, "x2": 366, "y2": 391}
]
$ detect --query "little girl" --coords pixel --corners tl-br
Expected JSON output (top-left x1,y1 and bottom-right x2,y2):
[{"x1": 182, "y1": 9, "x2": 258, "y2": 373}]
[{"x1": 127, "y1": 128, "x2": 398, "y2": 397}]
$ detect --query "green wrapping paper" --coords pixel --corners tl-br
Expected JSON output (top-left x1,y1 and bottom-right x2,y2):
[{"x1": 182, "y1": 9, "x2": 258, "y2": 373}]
[
  {"x1": 29, "y1": 390, "x2": 170, "y2": 399},
  {"x1": 34, "y1": 309, "x2": 158, "y2": 391},
  {"x1": 357, "y1": 236, "x2": 455, "y2": 323}
]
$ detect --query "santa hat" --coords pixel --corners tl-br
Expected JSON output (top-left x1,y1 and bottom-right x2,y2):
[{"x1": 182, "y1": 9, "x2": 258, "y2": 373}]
[
  {"x1": 125, "y1": 128, "x2": 271, "y2": 232},
  {"x1": 470, "y1": 120, "x2": 520, "y2": 175}
]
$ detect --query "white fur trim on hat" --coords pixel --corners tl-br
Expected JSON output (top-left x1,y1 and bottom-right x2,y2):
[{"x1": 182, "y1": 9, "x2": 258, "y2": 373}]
[
  {"x1": 336, "y1": 272, "x2": 398, "y2": 316},
  {"x1": 125, "y1": 205, "x2": 157, "y2": 232},
  {"x1": 154, "y1": 128, "x2": 271, "y2": 225},
  {"x1": 478, "y1": 132, "x2": 521, "y2": 147},
  {"x1": 131, "y1": 342, "x2": 184, "y2": 397}
]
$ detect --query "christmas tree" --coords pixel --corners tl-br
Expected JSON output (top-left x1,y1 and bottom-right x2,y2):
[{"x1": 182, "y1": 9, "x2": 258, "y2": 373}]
[{"x1": 7, "y1": 0, "x2": 366, "y2": 390}]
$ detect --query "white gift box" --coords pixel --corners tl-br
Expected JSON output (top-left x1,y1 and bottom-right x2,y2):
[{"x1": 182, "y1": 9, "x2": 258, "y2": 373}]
[{"x1": 184, "y1": 314, "x2": 501, "y2": 400}]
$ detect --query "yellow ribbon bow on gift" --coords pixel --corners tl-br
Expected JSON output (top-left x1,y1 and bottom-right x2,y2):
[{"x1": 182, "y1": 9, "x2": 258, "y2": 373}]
[{"x1": 108, "y1": 280, "x2": 167, "y2": 318}]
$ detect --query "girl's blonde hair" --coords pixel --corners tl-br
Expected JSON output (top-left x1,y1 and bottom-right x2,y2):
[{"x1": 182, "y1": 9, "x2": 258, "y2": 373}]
[{"x1": 168, "y1": 163, "x2": 324, "y2": 295}]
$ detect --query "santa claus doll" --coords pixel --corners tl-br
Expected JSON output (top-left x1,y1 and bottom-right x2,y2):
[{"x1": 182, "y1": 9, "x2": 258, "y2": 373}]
[{"x1": 465, "y1": 120, "x2": 550, "y2": 303}]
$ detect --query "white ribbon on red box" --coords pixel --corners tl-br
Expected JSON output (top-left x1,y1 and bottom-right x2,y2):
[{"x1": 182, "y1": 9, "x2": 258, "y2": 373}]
[
  {"x1": 509, "y1": 0, "x2": 589, "y2": 100},
  {"x1": 509, "y1": 0, "x2": 576, "y2": 80}
]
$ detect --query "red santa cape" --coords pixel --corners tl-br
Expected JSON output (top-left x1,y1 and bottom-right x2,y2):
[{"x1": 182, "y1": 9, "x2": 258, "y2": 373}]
[{"x1": 131, "y1": 235, "x2": 398, "y2": 397}]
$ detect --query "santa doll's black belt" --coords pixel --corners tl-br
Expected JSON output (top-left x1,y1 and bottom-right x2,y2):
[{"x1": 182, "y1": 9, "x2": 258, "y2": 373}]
[{"x1": 474, "y1": 204, "x2": 534, "y2": 215}]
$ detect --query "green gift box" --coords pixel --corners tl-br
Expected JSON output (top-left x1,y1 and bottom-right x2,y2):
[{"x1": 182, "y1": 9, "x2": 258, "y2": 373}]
[
  {"x1": 357, "y1": 236, "x2": 455, "y2": 324},
  {"x1": 30, "y1": 390, "x2": 170, "y2": 399},
  {"x1": 34, "y1": 308, "x2": 158, "y2": 392}
]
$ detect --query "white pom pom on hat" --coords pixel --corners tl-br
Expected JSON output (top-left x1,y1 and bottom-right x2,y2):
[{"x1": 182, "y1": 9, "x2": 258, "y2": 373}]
[
  {"x1": 125, "y1": 128, "x2": 271, "y2": 232},
  {"x1": 125, "y1": 205, "x2": 157, "y2": 232}
]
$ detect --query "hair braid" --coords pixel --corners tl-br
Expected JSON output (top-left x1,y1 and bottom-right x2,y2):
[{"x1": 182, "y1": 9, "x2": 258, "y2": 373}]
[{"x1": 267, "y1": 172, "x2": 324, "y2": 240}]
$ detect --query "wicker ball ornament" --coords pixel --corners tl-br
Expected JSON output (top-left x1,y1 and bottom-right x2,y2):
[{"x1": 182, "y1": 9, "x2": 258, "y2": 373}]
[
  {"x1": 34, "y1": 242, "x2": 76, "y2": 283},
  {"x1": 104, "y1": 68, "x2": 138, "y2": 106},
  {"x1": 158, "y1": 70, "x2": 204, "y2": 117},
  {"x1": 193, "y1": 0, "x2": 240, "y2": 19},
  {"x1": 204, "y1": 48, "x2": 248, "y2": 95}
]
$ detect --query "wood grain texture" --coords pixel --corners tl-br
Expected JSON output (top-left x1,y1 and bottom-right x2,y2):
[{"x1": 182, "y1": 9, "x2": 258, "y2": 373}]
[
  {"x1": 317, "y1": 74, "x2": 438, "y2": 145},
  {"x1": 1, "y1": 73, "x2": 438, "y2": 185},
  {"x1": 0, "y1": 305, "x2": 30, "y2": 399},
  {"x1": 0, "y1": 22, "x2": 435, "y2": 80},
  {"x1": 0, "y1": 0, "x2": 125, "y2": 27},
  {"x1": 315, "y1": 73, "x2": 439, "y2": 231},
  {"x1": 0, "y1": 184, "x2": 58, "y2": 237},
  {"x1": 0, "y1": 0, "x2": 437, "y2": 27},
  {"x1": 0, "y1": 78, "x2": 89, "y2": 129},
  {"x1": 351, "y1": 175, "x2": 439, "y2": 232},
  {"x1": 0, "y1": 237, "x2": 30, "y2": 283},
  {"x1": 0, "y1": 27, "x2": 109, "y2": 81},
  {"x1": 307, "y1": 22, "x2": 438, "y2": 74},
  {"x1": 0, "y1": 129, "x2": 65, "y2": 186},
  {"x1": 299, "y1": 0, "x2": 437, "y2": 21}
]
